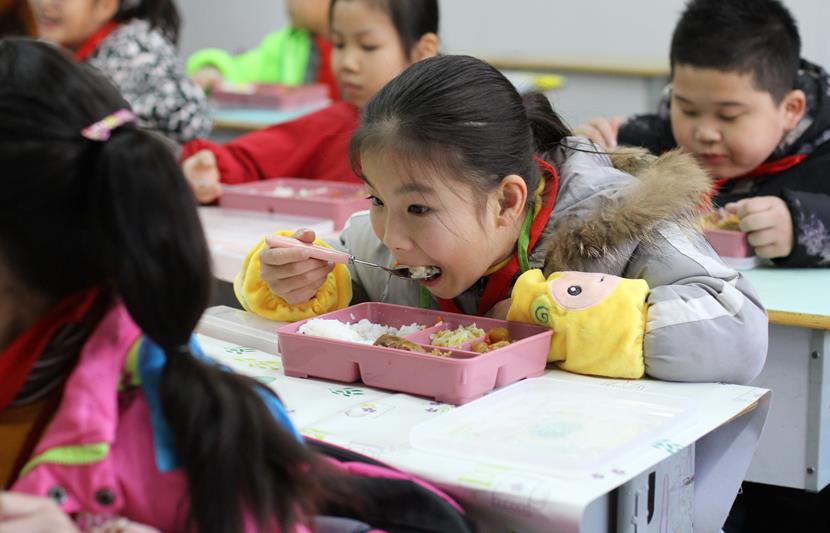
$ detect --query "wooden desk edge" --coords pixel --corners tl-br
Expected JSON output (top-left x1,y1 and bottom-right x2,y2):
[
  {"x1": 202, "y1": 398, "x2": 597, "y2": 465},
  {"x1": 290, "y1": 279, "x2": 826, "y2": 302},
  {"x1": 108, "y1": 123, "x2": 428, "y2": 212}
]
[
  {"x1": 484, "y1": 56, "x2": 670, "y2": 78},
  {"x1": 768, "y1": 310, "x2": 830, "y2": 330},
  {"x1": 212, "y1": 118, "x2": 271, "y2": 131}
]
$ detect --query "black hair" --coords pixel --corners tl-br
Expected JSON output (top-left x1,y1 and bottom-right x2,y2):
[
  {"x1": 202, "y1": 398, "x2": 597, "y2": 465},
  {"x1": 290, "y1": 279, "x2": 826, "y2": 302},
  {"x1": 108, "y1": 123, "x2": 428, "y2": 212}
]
[
  {"x1": 350, "y1": 55, "x2": 570, "y2": 213},
  {"x1": 116, "y1": 0, "x2": 181, "y2": 45},
  {"x1": 329, "y1": 0, "x2": 439, "y2": 55},
  {"x1": 670, "y1": 0, "x2": 801, "y2": 102},
  {"x1": 0, "y1": 38, "x2": 327, "y2": 533}
]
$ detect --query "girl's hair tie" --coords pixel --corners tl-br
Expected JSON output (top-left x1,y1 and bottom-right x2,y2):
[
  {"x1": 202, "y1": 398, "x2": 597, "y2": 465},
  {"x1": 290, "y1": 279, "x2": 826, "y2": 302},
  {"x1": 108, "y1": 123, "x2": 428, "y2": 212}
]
[{"x1": 81, "y1": 109, "x2": 137, "y2": 141}]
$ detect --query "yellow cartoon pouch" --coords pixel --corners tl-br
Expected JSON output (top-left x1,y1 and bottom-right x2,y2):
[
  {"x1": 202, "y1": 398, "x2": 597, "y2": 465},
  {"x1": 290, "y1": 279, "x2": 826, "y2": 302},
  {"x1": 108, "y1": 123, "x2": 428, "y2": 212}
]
[
  {"x1": 507, "y1": 270, "x2": 649, "y2": 379},
  {"x1": 234, "y1": 230, "x2": 352, "y2": 321}
]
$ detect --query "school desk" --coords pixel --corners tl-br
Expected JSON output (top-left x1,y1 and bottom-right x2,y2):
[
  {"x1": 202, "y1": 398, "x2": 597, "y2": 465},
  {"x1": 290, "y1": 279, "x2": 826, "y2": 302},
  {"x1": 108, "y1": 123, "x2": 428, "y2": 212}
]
[
  {"x1": 207, "y1": 71, "x2": 562, "y2": 143},
  {"x1": 739, "y1": 267, "x2": 830, "y2": 492},
  {"x1": 209, "y1": 100, "x2": 331, "y2": 142},
  {"x1": 196, "y1": 305, "x2": 770, "y2": 533}
]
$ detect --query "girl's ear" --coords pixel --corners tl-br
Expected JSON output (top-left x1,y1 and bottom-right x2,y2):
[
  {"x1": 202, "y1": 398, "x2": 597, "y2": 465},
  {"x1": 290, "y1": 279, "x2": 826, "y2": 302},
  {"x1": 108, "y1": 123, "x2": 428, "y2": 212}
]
[
  {"x1": 495, "y1": 174, "x2": 527, "y2": 228},
  {"x1": 92, "y1": 0, "x2": 120, "y2": 24},
  {"x1": 782, "y1": 89, "x2": 806, "y2": 130},
  {"x1": 410, "y1": 33, "x2": 439, "y2": 62}
]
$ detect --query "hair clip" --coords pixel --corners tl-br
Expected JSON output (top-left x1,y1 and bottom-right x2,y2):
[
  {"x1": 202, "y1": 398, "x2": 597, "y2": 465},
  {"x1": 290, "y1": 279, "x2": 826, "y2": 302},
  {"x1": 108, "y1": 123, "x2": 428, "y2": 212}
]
[{"x1": 81, "y1": 109, "x2": 137, "y2": 141}]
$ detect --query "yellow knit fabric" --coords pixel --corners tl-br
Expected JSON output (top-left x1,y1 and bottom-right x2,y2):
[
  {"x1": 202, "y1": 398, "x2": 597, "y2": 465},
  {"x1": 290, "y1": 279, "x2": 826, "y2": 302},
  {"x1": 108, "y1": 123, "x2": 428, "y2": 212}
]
[
  {"x1": 507, "y1": 269, "x2": 649, "y2": 379},
  {"x1": 234, "y1": 231, "x2": 353, "y2": 321}
]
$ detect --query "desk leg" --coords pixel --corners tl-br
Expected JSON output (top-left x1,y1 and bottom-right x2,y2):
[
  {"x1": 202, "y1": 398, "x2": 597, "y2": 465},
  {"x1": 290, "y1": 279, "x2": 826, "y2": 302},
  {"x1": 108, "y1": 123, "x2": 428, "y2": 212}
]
[
  {"x1": 745, "y1": 326, "x2": 830, "y2": 491},
  {"x1": 805, "y1": 329, "x2": 830, "y2": 491},
  {"x1": 615, "y1": 445, "x2": 694, "y2": 532}
]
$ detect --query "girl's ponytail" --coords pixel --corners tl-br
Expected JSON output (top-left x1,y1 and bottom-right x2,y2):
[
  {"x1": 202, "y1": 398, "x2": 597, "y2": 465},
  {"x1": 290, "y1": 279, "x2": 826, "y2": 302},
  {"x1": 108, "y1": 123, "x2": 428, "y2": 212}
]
[
  {"x1": 89, "y1": 127, "x2": 326, "y2": 532},
  {"x1": 521, "y1": 91, "x2": 571, "y2": 155}
]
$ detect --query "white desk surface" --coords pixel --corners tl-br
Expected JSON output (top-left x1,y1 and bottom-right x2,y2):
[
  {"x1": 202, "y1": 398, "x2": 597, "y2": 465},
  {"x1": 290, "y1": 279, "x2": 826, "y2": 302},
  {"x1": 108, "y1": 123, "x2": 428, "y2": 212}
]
[
  {"x1": 208, "y1": 71, "x2": 560, "y2": 133},
  {"x1": 198, "y1": 207, "x2": 334, "y2": 283},
  {"x1": 741, "y1": 268, "x2": 830, "y2": 330},
  {"x1": 197, "y1": 306, "x2": 770, "y2": 533}
]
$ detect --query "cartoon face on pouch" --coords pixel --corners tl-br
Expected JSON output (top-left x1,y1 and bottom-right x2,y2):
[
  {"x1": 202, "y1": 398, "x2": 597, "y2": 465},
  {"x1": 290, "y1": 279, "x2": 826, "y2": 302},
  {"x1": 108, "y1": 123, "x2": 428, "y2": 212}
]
[{"x1": 507, "y1": 270, "x2": 649, "y2": 379}]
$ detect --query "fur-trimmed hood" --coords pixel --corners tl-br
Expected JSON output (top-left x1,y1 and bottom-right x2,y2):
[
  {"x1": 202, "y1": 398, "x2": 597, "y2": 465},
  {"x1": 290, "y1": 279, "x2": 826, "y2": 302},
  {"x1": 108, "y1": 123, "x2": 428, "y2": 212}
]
[{"x1": 534, "y1": 140, "x2": 713, "y2": 274}]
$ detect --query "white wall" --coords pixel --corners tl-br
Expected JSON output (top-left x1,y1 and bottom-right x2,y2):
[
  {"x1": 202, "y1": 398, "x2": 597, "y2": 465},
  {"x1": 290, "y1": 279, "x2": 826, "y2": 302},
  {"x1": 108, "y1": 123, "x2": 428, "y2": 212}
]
[
  {"x1": 176, "y1": 0, "x2": 830, "y2": 124},
  {"x1": 179, "y1": 0, "x2": 288, "y2": 57},
  {"x1": 179, "y1": 0, "x2": 830, "y2": 65}
]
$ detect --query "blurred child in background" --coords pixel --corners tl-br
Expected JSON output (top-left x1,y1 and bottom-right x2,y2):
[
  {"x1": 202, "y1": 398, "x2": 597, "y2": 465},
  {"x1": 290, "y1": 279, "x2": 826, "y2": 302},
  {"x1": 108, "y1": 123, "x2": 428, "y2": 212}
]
[
  {"x1": 187, "y1": 0, "x2": 339, "y2": 100},
  {"x1": 28, "y1": 0, "x2": 211, "y2": 142},
  {"x1": 576, "y1": 0, "x2": 830, "y2": 267},
  {"x1": 181, "y1": 0, "x2": 439, "y2": 203}
]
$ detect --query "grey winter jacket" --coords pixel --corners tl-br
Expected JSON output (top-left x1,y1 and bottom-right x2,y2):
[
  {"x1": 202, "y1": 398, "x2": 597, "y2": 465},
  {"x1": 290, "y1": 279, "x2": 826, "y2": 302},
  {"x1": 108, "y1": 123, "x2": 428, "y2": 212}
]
[{"x1": 336, "y1": 138, "x2": 768, "y2": 385}]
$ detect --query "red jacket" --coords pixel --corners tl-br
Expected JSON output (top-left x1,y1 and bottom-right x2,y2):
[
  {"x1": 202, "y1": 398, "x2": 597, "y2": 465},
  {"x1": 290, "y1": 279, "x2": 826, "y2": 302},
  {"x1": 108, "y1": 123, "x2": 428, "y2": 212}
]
[{"x1": 181, "y1": 102, "x2": 361, "y2": 184}]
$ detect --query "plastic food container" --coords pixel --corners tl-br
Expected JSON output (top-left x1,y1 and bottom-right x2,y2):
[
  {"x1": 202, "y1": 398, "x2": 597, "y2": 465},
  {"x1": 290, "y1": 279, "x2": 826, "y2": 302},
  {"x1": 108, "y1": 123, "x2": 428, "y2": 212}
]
[
  {"x1": 276, "y1": 302, "x2": 553, "y2": 404},
  {"x1": 703, "y1": 228, "x2": 761, "y2": 269},
  {"x1": 210, "y1": 83, "x2": 329, "y2": 109},
  {"x1": 410, "y1": 377, "x2": 694, "y2": 473},
  {"x1": 218, "y1": 178, "x2": 369, "y2": 230}
]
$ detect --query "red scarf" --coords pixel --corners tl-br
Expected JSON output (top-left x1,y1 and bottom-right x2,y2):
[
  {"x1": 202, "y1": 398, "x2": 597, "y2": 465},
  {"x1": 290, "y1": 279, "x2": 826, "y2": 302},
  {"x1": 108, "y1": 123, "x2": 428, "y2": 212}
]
[
  {"x1": 434, "y1": 157, "x2": 560, "y2": 316},
  {"x1": 0, "y1": 288, "x2": 100, "y2": 412},
  {"x1": 73, "y1": 21, "x2": 119, "y2": 61},
  {"x1": 712, "y1": 153, "x2": 807, "y2": 196}
]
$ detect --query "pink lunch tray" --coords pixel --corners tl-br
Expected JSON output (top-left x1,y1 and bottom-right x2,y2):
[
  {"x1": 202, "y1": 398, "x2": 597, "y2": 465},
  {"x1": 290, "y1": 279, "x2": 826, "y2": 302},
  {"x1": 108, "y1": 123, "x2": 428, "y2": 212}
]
[
  {"x1": 211, "y1": 83, "x2": 329, "y2": 109},
  {"x1": 704, "y1": 228, "x2": 753, "y2": 258},
  {"x1": 218, "y1": 178, "x2": 369, "y2": 230},
  {"x1": 276, "y1": 302, "x2": 553, "y2": 405}
]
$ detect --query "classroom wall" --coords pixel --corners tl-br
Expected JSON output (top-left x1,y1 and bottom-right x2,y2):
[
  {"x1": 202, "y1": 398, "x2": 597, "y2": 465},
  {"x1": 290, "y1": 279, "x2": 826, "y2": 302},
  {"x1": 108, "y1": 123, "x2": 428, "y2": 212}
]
[{"x1": 177, "y1": 0, "x2": 830, "y2": 125}]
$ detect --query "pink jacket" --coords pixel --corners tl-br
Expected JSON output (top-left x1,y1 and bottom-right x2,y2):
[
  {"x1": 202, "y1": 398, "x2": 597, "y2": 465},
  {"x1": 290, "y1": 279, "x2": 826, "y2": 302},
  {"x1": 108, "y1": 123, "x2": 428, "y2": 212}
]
[{"x1": 12, "y1": 303, "x2": 310, "y2": 532}]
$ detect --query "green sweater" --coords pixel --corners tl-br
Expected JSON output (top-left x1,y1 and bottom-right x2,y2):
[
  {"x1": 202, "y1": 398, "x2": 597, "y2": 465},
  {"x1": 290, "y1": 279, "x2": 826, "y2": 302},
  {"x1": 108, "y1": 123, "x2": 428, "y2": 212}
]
[{"x1": 187, "y1": 26, "x2": 312, "y2": 85}]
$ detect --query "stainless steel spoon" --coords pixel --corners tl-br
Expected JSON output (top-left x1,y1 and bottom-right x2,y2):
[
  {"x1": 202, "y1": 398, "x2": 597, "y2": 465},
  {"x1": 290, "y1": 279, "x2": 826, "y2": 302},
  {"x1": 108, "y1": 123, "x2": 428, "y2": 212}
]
[{"x1": 267, "y1": 235, "x2": 441, "y2": 281}]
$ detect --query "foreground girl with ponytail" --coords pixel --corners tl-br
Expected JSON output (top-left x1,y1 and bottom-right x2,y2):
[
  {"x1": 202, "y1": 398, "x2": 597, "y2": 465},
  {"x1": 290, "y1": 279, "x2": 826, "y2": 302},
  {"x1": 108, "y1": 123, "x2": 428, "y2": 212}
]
[
  {"x1": 240, "y1": 54, "x2": 768, "y2": 385},
  {"x1": 0, "y1": 38, "x2": 327, "y2": 532}
]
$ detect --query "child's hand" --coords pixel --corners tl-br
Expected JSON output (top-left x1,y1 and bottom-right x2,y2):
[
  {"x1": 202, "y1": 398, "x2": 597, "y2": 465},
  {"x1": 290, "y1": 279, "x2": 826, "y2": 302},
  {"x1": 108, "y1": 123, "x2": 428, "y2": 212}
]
[
  {"x1": 190, "y1": 66, "x2": 224, "y2": 92},
  {"x1": 0, "y1": 491, "x2": 80, "y2": 532},
  {"x1": 182, "y1": 149, "x2": 222, "y2": 204},
  {"x1": 260, "y1": 229, "x2": 335, "y2": 305},
  {"x1": 486, "y1": 298, "x2": 512, "y2": 320},
  {"x1": 725, "y1": 196, "x2": 794, "y2": 259},
  {"x1": 573, "y1": 116, "x2": 623, "y2": 149}
]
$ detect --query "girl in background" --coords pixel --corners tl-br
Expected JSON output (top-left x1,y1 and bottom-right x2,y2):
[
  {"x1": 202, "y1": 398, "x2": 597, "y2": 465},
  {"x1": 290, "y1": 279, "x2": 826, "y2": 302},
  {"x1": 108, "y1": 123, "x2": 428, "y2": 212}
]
[
  {"x1": 28, "y1": 0, "x2": 211, "y2": 142},
  {"x1": 181, "y1": 0, "x2": 439, "y2": 203}
]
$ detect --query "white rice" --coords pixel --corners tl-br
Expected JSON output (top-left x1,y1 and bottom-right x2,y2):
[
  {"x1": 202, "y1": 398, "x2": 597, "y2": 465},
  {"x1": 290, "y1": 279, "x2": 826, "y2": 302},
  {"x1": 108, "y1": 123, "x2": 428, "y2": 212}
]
[
  {"x1": 298, "y1": 318, "x2": 423, "y2": 344},
  {"x1": 271, "y1": 186, "x2": 329, "y2": 198}
]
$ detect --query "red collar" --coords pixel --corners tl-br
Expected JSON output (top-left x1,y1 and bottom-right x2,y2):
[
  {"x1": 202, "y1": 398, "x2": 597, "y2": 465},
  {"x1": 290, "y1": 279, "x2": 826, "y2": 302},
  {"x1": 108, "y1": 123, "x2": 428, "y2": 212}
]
[
  {"x1": 741, "y1": 153, "x2": 807, "y2": 179},
  {"x1": 434, "y1": 157, "x2": 560, "y2": 316},
  {"x1": 73, "y1": 21, "x2": 120, "y2": 61},
  {"x1": 0, "y1": 288, "x2": 100, "y2": 411},
  {"x1": 713, "y1": 153, "x2": 807, "y2": 194}
]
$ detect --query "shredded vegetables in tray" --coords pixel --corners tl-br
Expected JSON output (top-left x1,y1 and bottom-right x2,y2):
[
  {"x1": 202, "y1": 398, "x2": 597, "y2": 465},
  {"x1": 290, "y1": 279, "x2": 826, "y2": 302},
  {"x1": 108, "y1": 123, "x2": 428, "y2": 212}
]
[{"x1": 431, "y1": 324, "x2": 485, "y2": 347}]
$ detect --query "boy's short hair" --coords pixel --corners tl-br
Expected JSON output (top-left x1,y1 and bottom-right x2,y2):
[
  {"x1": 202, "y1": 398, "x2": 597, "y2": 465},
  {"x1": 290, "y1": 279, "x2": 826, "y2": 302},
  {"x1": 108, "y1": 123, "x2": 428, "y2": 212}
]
[{"x1": 670, "y1": 0, "x2": 800, "y2": 102}]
